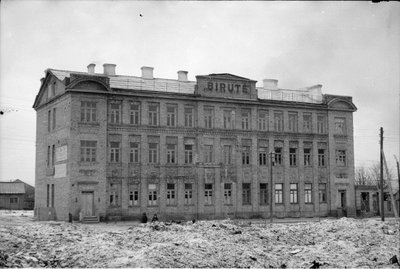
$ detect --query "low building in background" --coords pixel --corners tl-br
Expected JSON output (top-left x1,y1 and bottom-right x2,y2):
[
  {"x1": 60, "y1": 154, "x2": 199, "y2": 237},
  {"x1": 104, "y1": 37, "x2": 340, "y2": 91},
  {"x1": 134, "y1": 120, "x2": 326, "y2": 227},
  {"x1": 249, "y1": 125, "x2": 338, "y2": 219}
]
[
  {"x1": 0, "y1": 179, "x2": 35, "y2": 210},
  {"x1": 33, "y1": 63, "x2": 357, "y2": 221}
]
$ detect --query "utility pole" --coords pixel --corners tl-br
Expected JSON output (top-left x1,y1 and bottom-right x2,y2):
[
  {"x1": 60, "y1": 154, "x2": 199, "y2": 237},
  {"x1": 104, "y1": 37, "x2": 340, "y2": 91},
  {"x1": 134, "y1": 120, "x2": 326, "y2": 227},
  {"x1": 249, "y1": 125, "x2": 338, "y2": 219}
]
[
  {"x1": 269, "y1": 151, "x2": 275, "y2": 223},
  {"x1": 394, "y1": 155, "x2": 400, "y2": 216},
  {"x1": 380, "y1": 127, "x2": 385, "y2": 221}
]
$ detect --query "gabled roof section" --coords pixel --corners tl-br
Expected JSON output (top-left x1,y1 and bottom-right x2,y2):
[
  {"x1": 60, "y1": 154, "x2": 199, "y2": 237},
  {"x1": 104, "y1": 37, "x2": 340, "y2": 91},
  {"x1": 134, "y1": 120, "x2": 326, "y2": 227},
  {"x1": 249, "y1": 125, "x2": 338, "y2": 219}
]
[
  {"x1": 324, "y1": 94, "x2": 357, "y2": 111},
  {"x1": 196, "y1": 73, "x2": 257, "y2": 82},
  {"x1": 0, "y1": 182, "x2": 25, "y2": 194}
]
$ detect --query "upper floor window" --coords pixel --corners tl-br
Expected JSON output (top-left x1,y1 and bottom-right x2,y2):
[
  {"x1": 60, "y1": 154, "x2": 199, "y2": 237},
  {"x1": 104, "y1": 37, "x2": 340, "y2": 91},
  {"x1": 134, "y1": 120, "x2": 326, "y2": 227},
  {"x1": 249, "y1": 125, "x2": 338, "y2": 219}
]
[
  {"x1": 289, "y1": 148, "x2": 297, "y2": 166},
  {"x1": 222, "y1": 145, "x2": 232, "y2": 165},
  {"x1": 274, "y1": 111, "x2": 283, "y2": 132},
  {"x1": 334, "y1": 117, "x2": 346, "y2": 135},
  {"x1": 148, "y1": 103, "x2": 159, "y2": 126},
  {"x1": 304, "y1": 148, "x2": 312, "y2": 166},
  {"x1": 109, "y1": 103, "x2": 121, "y2": 124},
  {"x1": 317, "y1": 115, "x2": 326, "y2": 134},
  {"x1": 80, "y1": 140, "x2": 97, "y2": 162},
  {"x1": 130, "y1": 103, "x2": 140, "y2": 125},
  {"x1": 204, "y1": 145, "x2": 213, "y2": 163},
  {"x1": 47, "y1": 108, "x2": 57, "y2": 132},
  {"x1": 184, "y1": 144, "x2": 193, "y2": 164},
  {"x1": 242, "y1": 146, "x2": 250, "y2": 165},
  {"x1": 258, "y1": 110, "x2": 268, "y2": 131},
  {"x1": 288, "y1": 112, "x2": 298, "y2": 132},
  {"x1": 223, "y1": 109, "x2": 234, "y2": 129},
  {"x1": 48, "y1": 110, "x2": 51, "y2": 132},
  {"x1": 335, "y1": 150, "x2": 347, "y2": 166},
  {"x1": 166, "y1": 143, "x2": 177, "y2": 164},
  {"x1": 129, "y1": 142, "x2": 140, "y2": 163},
  {"x1": 274, "y1": 147, "x2": 282, "y2": 165},
  {"x1": 259, "y1": 147, "x2": 268, "y2": 166},
  {"x1": 204, "y1": 107, "x2": 213, "y2": 128},
  {"x1": 184, "y1": 107, "x2": 194, "y2": 127},
  {"x1": 303, "y1": 113, "x2": 312, "y2": 133},
  {"x1": 110, "y1": 142, "x2": 120, "y2": 163},
  {"x1": 148, "y1": 143, "x2": 159, "y2": 164},
  {"x1": 81, "y1": 102, "x2": 97, "y2": 123},
  {"x1": 52, "y1": 108, "x2": 56, "y2": 130},
  {"x1": 318, "y1": 149, "x2": 326, "y2": 167},
  {"x1": 166, "y1": 105, "x2": 177, "y2": 127},
  {"x1": 241, "y1": 110, "x2": 250, "y2": 130}
]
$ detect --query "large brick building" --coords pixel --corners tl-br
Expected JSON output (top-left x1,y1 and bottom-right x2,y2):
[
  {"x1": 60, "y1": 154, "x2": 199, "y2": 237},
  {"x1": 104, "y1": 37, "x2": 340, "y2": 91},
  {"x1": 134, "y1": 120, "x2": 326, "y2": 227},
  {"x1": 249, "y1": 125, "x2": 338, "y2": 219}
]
[{"x1": 33, "y1": 63, "x2": 357, "y2": 221}]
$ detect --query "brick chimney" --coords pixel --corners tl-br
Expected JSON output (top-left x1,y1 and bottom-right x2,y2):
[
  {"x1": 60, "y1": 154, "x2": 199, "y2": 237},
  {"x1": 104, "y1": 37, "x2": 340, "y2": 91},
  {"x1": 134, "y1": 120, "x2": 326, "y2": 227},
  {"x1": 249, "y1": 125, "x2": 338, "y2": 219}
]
[
  {"x1": 141, "y1": 66, "x2": 154, "y2": 79},
  {"x1": 103, "y1": 63, "x2": 116, "y2": 75},
  {"x1": 177, "y1": 70, "x2": 188, "y2": 81},
  {"x1": 87, "y1": 63, "x2": 96, "y2": 74},
  {"x1": 263, "y1": 79, "x2": 278, "y2": 90}
]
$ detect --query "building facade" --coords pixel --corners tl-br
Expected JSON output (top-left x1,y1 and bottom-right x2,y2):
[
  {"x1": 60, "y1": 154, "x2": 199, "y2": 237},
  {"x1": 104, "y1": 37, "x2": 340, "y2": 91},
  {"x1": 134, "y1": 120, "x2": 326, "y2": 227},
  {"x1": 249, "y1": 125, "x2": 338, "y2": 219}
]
[
  {"x1": 0, "y1": 179, "x2": 35, "y2": 210},
  {"x1": 33, "y1": 64, "x2": 357, "y2": 221}
]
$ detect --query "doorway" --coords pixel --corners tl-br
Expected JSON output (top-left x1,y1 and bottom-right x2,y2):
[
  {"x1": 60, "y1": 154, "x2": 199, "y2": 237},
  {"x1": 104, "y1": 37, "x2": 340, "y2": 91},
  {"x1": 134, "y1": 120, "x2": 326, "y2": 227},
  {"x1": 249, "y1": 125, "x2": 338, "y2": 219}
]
[
  {"x1": 339, "y1": 190, "x2": 347, "y2": 217},
  {"x1": 81, "y1": 191, "x2": 94, "y2": 217}
]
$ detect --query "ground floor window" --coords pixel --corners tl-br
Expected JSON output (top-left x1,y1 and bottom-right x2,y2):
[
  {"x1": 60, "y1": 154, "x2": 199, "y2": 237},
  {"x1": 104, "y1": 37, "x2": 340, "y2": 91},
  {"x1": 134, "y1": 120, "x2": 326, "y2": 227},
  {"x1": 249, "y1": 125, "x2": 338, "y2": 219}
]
[
  {"x1": 290, "y1": 183, "x2": 298, "y2": 204},
  {"x1": 224, "y1": 183, "x2": 232, "y2": 205},
  {"x1": 319, "y1": 183, "x2": 327, "y2": 203},
  {"x1": 9, "y1": 197, "x2": 18, "y2": 204},
  {"x1": 184, "y1": 183, "x2": 193, "y2": 205},
  {"x1": 129, "y1": 190, "x2": 139, "y2": 206},
  {"x1": 205, "y1": 184, "x2": 213, "y2": 205},
  {"x1": 242, "y1": 183, "x2": 251, "y2": 205},
  {"x1": 305, "y1": 183, "x2": 312, "y2": 204},
  {"x1": 148, "y1": 184, "x2": 158, "y2": 206},
  {"x1": 166, "y1": 183, "x2": 176, "y2": 206},
  {"x1": 260, "y1": 183, "x2": 268, "y2": 205},
  {"x1": 275, "y1": 183, "x2": 283, "y2": 204}
]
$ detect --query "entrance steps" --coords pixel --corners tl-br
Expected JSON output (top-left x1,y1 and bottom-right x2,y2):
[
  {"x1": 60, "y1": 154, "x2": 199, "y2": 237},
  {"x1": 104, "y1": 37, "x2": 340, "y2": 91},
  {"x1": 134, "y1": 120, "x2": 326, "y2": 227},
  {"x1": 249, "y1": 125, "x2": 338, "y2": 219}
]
[{"x1": 82, "y1": 216, "x2": 99, "y2": 224}]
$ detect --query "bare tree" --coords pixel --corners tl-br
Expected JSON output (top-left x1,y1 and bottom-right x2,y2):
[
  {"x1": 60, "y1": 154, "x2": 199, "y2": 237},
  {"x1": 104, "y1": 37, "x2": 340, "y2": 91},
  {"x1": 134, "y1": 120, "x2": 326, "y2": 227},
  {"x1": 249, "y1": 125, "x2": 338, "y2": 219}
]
[{"x1": 355, "y1": 166, "x2": 371, "y2": 185}]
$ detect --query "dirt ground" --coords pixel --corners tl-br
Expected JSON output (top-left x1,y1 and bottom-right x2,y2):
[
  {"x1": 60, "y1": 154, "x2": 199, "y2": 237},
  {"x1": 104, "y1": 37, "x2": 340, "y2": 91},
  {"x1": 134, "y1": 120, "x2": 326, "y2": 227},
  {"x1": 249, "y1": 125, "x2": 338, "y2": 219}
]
[{"x1": 0, "y1": 210, "x2": 399, "y2": 268}]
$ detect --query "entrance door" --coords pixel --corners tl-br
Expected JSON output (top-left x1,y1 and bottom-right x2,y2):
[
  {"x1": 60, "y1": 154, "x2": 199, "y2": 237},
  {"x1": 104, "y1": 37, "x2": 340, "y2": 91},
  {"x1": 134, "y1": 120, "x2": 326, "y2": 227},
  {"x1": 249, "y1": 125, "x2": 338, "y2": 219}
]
[
  {"x1": 81, "y1": 191, "x2": 94, "y2": 216},
  {"x1": 339, "y1": 190, "x2": 347, "y2": 217}
]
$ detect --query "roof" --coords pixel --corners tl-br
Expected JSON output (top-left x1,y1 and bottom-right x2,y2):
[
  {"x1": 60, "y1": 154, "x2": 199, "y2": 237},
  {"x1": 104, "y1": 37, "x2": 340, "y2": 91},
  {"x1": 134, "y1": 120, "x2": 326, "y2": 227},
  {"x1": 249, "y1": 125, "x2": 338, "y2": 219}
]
[
  {"x1": 0, "y1": 182, "x2": 25, "y2": 194},
  {"x1": 48, "y1": 69, "x2": 197, "y2": 94}
]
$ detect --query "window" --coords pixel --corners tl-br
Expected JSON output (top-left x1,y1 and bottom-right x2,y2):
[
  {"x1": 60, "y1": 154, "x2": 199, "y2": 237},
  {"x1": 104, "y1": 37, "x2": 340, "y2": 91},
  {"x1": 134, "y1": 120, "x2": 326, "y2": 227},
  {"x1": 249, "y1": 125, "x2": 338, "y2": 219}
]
[
  {"x1": 129, "y1": 103, "x2": 140, "y2": 125},
  {"x1": 129, "y1": 142, "x2": 140, "y2": 163},
  {"x1": 81, "y1": 101, "x2": 97, "y2": 123},
  {"x1": 305, "y1": 183, "x2": 312, "y2": 203},
  {"x1": 260, "y1": 183, "x2": 268, "y2": 205},
  {"x1": 258, "y1": 110, "x2": 268, "y2": 131},
  {"x1": 148, "y1": 103, "x2": 159, "y2": 126},
  {"x1": 274, "y1": 147, "x2": 282, "y2": 165},
  {"x1": 319, "y1": 183, "x2": 327, "y2": 203},
  {"x1": 223, "y1": 110, "x2": 234, "y2": 129},
  {"x1": 303, "y1": 113, "x2": 312, "y2": 133},
  {"x1": 47, "y1": 146, "x2": 51, "y2": 167},
  {"x1": 334, "y1": 117, "x2": 346, "y2": 135},
  {"x1": 290, "y1": 183, "x2": 298, "y2": 204},
  {"x1": 242, "y1": 146, "x2": 250, "y2": 165},
  {"x1": 148, "y1": 184, "x2": 158, "y2": 206},
  {"x1": 275, "y1": 183, "x2": 283, "y2": 204},
  {"x1": 242, "y1": 183, "x2": 251, "y2": 205},
  {"x1": 317, "y1": 115, "x2": 326, "y2": 134},
  {"x1": 129, "y1": 190, "x2": 139, "y2": 206},
  {"x1": 109, "y1": 103, "x2": 121, "y2": 124},
  {"x1": 166, "y1": 183, "x2": 176, "y2": 205},
  {"x1": 184, "y1": 145, "x2": 193, "y2": 164},
  {"x1": 241, "y1": 110, "x2": 250, "y2": 130},
  {"x1": 259, "y1": 147, "x2": 267, "y2": 166},
  {"x1": 184, "y1": 107, "x2": 194, "y2": 127},
  {"x1": 204, "y1": 145, "x2": 213, "y2": 163},
  {"x1": 289, "y1": 148, "x2": 297, "y2": 166},
  {"x1": 46, "y1": 184, "x2": 50, "y2": 207},
  {"x1": 80, "y1": 141, "x2": 97, "y2": 162},
  {"x1": 10, "y1": 197, "x2": 18, "y2": 204},
  {"x1": 318, "y1": 149, "x2": 326, "y2": 167},
  {"x1": 224, "y1": 183, "x2": 232, "y2": 204},
  {"x1": 184, "y1": 183, "x2": 193, "y2": 205},
  {"x1": 223, "y1": 145, "x2": 232, "y2": 165},
  {"x1": 51, "y1": 82, "x2": 56, "y2": 97},
  {"x1": 274, "y1": 112, "x2": 283, "y2": 132},
  {"x1": 52, "y1": 108, "x2": 56, "y2": 130},
  {"x1": 204, "y1": 108, "x2": 213, "y2": 128},
  {"x1": 166, "y1": 105, "x2": 177, "y2": 127},
  {"x1": 166, "y1": 143, "x2": 177, "y2": 164},
  {"x1": 148, "y1": 143, "x2": 159, "y2": 164},
  {"x1": 52, "y1": 145, "x2": 55, "y2": 166},
  {"x1": 336, "y1": 150, "x2": 347, "y2": 166},
  {"x1": 48, "y1": 110, "x2": 51, "y2": 132},
  {"x1": 51, "y1": 184, "x2": 54, "y2": 207},
  {"x1": 109, "y1": 191, "x2": 119, "y2": 206},
  {"x1": 288, "y1": 113, "x2": 298, "y2": 132},
  {"x1": 304, "y1": 148, "x2": 311, "y2": 166},
  {"x1": 110, "y1": 142, "x2": 120, "y2": 163},
  {"x1": 204, "y1": 184, "x2": 213, "y2": 205}
]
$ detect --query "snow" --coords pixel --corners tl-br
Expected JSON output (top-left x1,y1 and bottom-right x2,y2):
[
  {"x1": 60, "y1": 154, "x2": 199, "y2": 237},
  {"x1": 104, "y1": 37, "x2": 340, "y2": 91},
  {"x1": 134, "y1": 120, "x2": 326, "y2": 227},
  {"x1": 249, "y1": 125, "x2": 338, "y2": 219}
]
[{"x1": 0, "y1": 210, "x2": 399, "y2": 268}]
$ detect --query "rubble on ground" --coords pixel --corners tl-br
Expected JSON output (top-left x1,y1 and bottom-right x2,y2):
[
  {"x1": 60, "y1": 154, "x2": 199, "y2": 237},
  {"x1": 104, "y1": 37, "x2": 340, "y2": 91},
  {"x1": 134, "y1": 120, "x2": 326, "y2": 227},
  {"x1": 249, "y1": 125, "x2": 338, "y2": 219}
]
[{"x1": 0, "y1": 210, "x2": 399, "y2": 268}]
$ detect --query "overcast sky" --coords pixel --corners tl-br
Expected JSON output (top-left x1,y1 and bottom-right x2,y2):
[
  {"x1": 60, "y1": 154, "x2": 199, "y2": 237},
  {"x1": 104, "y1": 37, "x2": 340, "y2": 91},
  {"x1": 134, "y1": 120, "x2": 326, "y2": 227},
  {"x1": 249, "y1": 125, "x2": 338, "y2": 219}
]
[{"x1": 1, "y1": 1, "x2": 399, "y2": 187}]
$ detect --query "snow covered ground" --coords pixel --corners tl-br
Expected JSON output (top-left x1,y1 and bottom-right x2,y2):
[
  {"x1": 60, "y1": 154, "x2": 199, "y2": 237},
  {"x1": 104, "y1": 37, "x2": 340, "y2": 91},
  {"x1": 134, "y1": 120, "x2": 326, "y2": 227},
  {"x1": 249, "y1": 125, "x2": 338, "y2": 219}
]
[{"x1": 0, "y1": 210, "x2": 399, "y2": 268}]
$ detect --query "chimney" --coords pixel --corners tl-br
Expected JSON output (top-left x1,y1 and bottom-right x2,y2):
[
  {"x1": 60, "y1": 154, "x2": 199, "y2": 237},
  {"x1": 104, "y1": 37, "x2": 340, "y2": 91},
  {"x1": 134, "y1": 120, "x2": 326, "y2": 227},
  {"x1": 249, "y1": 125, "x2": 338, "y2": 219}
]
[
  {"x1": 177, "y1": 70, "x2": 188, "y2": 81},
  {"x1": 307, "y1": 84, "x2": 322, "y2": 95},
  {"x1": 87, "y1": 63, "x2": 96, "y2": 74},
  {"x1": 103, "y1": 63, "x2": 116, "y2": 75},
  {"x1": 263, "y1": 79, "x2": 278, "y2": 90},
  {"x1": 141, "y1": 66, "x2": 154, "y2": 79}
]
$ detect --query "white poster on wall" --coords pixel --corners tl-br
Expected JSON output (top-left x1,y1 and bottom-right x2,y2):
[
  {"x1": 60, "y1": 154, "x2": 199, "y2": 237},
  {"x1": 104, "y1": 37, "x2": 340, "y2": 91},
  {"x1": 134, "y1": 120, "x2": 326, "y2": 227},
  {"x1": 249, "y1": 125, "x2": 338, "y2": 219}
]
[
  {"x1": 56, "y1": 145, "x2": 68, "y2": 162},
  {"x1": 54, "y1": 163, "x2": 67, "y2": 178}
]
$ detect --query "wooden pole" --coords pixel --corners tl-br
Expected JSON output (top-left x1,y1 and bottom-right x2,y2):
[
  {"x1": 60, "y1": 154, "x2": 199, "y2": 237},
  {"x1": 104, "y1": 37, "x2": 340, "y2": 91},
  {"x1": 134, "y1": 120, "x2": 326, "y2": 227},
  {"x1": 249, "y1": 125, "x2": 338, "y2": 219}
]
[{"x1": 380, "y1": 127, "x2": 384, "y2": 221}]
